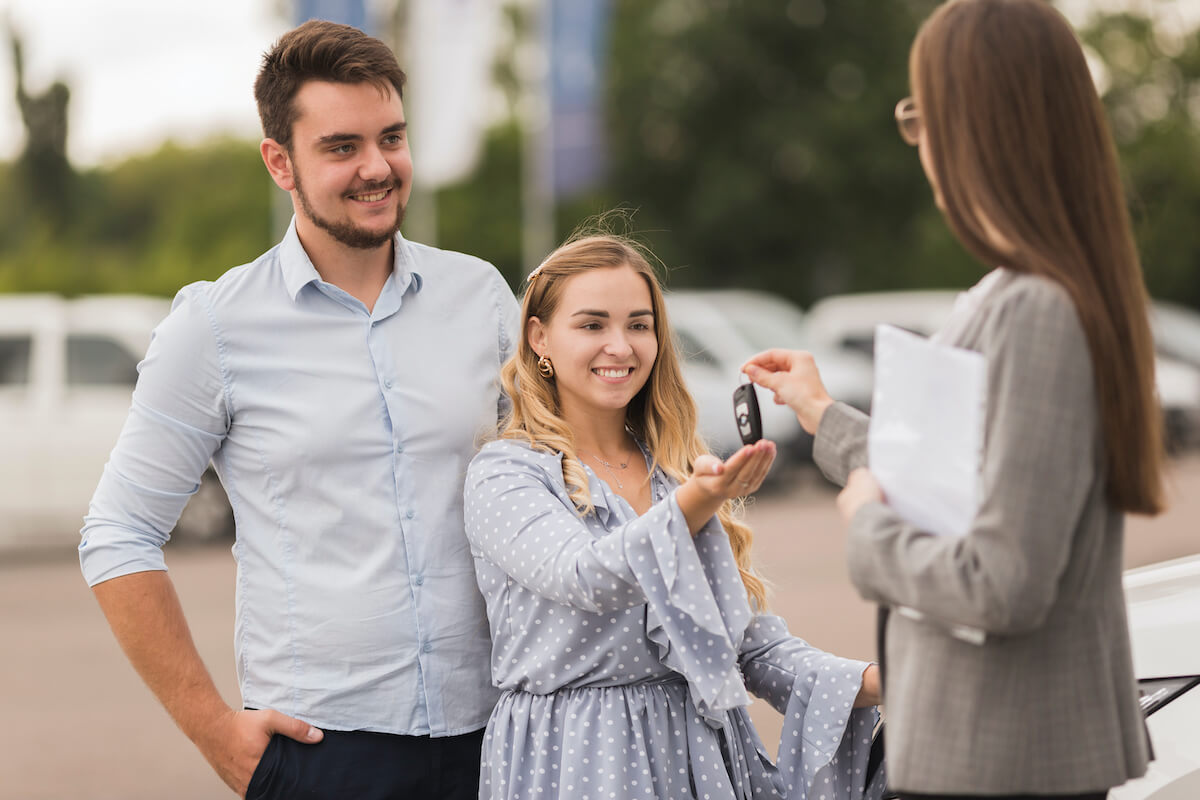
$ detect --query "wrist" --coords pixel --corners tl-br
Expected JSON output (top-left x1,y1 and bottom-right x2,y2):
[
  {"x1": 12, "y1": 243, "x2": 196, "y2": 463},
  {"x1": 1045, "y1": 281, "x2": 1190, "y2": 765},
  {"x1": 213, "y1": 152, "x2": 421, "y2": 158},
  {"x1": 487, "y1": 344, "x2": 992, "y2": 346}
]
[
  {"x1": 680, "y1": 475, "x2": 722, "y2": 507},
  {"x1": 179, "y1": 693, "x2": 237, "y2": 748},
  {"x1": 801, "y1": 396, "x2": 834, "y2": 434},
  {"x1": 676, "y1": 480, "x2": 722, "y2": 535}
]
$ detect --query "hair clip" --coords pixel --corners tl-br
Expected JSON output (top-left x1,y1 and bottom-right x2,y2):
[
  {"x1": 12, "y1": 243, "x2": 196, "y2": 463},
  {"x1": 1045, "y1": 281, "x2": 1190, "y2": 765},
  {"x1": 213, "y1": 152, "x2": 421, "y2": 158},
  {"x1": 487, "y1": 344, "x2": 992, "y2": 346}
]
[{"x1": 526, "y1": 262, "x2": 548, "y2": 283}]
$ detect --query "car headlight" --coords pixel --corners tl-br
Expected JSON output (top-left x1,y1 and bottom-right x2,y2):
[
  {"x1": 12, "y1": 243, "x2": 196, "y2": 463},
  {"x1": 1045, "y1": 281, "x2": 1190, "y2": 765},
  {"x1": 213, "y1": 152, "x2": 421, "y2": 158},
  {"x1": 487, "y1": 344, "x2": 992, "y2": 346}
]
[{"x1": 1137, "y1": 675, "x2": 1200, "y2": 717}]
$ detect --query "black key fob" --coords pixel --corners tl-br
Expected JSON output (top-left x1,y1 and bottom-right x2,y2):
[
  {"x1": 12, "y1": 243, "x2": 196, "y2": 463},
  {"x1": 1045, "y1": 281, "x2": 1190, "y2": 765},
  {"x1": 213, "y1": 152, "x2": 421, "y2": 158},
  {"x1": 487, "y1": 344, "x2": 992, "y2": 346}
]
[{"x1": 733, "y1": 383, "x2": 763, "y2": 445}]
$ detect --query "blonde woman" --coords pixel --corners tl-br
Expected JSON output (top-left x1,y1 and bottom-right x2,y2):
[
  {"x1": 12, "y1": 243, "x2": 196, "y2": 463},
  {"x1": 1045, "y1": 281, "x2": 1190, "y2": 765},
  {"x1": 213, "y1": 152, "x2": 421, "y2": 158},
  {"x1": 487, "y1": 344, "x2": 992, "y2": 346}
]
[
  {"x1": 464, "y1": 233, "x2": 883, "y2": 800},
  {"x1": 746, "y1": 1, "x2": 1164, "y2": 798}
]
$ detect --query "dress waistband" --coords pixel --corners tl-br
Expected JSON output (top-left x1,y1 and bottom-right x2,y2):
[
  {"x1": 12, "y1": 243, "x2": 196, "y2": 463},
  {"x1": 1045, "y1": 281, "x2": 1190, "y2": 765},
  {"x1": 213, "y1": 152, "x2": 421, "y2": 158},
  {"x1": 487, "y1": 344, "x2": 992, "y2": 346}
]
[{"x1": 501, "y1": 674, "x2": 686, "y2": 698}]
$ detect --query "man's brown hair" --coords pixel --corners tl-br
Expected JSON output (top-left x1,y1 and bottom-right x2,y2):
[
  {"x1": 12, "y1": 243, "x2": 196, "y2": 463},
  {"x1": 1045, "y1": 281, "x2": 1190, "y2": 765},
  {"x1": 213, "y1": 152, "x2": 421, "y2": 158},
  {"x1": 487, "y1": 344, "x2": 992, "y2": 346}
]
[{"x1": 254, "y1": 20, "x2": 406, "y2": 151}]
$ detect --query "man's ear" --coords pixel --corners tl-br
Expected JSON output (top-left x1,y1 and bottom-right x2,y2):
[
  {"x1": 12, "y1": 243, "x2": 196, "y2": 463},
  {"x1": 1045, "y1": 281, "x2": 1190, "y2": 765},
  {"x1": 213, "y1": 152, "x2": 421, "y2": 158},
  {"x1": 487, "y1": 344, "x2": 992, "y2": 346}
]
[
  {"x1": 261, "y1": 138, "x2": 296, "y2": 192},
  {"x1": 527, "y1": 316, "x2": 548, "y2": 357}
]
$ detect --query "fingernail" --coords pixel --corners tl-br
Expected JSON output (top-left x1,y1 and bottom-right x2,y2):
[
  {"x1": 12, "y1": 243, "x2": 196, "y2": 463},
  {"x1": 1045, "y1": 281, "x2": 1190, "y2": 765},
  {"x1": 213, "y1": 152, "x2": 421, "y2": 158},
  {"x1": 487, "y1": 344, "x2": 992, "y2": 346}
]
[{"x1": 307, "y1": 727, "x2": 323, "y2": 741}]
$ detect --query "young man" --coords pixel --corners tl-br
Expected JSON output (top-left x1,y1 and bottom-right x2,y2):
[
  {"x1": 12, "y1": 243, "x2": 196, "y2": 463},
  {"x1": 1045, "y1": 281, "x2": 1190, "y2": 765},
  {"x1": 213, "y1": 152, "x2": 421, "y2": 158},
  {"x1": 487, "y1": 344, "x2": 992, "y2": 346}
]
[{"x1": 80, "y1": 21, "x2": 516, "y2": 799}]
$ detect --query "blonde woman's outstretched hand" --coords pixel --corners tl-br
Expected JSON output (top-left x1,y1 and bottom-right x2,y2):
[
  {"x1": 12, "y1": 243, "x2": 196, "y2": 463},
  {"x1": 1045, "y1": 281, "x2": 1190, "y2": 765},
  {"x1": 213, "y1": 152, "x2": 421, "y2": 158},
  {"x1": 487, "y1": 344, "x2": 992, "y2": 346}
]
[
  {"x1": 676, "y1": 440, "x2": 776, "y2": 534},
  {"x1": 741, "y1": 349, "x2": 834, "y2": 434}
]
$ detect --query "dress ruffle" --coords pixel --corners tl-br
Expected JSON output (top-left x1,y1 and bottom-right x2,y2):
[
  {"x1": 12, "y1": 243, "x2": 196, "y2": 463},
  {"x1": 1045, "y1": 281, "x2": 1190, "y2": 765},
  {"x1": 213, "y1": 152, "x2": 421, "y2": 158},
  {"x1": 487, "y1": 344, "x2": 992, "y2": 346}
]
[{"x1": 627, "y1": 496, "x2": 753, "y2": 726}]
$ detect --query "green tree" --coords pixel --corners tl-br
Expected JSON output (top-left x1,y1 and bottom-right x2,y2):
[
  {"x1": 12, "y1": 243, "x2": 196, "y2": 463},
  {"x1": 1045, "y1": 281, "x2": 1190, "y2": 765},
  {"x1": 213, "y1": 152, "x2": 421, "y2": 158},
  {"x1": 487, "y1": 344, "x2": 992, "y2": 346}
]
[
  {"x1": 1081, "y1": 12, "x2": 1200, "y2": 308},
  {"x1": 601, "y1": 0, "x2": 972, "y2": 304},
  {"x1": 0, "y1": 139, "x2": 273, "y2": 296}
]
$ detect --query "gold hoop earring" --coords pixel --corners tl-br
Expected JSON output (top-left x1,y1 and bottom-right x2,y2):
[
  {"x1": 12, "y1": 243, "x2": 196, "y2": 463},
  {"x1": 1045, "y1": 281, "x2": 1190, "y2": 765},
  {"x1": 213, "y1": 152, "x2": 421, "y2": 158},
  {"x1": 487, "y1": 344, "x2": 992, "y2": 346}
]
[{"x1": 537, "y1": 354, "x2": 555, "y2": 378}]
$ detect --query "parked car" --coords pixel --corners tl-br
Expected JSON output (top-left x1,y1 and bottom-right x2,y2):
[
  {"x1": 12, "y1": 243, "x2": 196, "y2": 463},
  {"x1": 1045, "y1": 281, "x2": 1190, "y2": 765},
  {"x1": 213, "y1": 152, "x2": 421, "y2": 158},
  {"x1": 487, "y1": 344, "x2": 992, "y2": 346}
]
[
  {"x1": 803, "y1": 290, "x2": 1200, "y2": 453},
  {"x1": 663, "y1": 291, "x2": 807, "y2": 460},
  {"x1": 1111, "y1": 554, "x2": 1200, "y2": 800},
  {"x1": 0, "y1": 294, "x2": 233, "y2": 551},
  {"x1": 1151, "y1": 302, "x2": 1200, "y2": 451},
  {"x1": 688, "y1": 289, "x2": 875, "y2": 414},
  {"x1": 1151, "y1": 301, "x2": 1200, "y2": 369}
]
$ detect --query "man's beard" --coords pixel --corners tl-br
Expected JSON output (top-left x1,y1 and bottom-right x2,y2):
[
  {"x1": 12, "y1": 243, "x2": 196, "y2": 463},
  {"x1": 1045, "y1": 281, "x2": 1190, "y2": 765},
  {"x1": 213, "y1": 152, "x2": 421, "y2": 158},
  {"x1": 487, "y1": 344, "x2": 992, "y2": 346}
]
[{"x1": 294, "y1": 171, "x2": 406, "y2": 250}]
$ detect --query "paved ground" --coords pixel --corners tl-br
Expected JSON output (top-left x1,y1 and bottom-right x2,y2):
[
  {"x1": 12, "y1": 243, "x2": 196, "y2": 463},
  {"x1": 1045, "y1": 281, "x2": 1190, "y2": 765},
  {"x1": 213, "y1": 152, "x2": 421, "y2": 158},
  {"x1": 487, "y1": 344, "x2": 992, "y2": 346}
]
[{"x1": 2, "y1": 457, "x2": 1197, "y2": 799}]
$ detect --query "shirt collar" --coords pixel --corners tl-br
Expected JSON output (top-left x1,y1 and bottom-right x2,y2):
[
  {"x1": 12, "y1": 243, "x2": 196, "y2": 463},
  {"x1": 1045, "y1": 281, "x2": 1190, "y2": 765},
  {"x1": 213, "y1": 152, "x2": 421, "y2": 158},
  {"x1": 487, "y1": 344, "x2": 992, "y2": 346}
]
[{"x1": 278, "y1": 216, "x2": 425, "y2": 303}]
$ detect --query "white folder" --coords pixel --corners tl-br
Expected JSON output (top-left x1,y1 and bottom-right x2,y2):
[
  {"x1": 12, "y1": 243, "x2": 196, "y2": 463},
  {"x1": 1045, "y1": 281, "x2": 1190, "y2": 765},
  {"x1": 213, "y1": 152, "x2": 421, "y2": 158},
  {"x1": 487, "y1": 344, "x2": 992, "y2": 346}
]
[{"x1": 868, "y1": 323, "x2": 988, "y2": 644}]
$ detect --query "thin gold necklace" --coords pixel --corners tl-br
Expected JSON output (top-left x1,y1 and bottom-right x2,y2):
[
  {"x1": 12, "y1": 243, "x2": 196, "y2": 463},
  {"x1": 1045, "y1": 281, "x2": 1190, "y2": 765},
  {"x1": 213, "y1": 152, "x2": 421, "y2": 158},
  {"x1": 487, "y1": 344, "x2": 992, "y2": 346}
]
[{"x1": 580, "y1": 448, "x2": 630, "y2": 490}]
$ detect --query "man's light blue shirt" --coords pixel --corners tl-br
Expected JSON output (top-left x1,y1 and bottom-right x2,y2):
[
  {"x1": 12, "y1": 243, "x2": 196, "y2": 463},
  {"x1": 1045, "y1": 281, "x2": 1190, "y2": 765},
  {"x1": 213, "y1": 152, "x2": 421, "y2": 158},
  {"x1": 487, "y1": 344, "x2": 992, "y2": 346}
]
[{"x1": 81, "y1": 220, "x2": 517, "y2": 736}]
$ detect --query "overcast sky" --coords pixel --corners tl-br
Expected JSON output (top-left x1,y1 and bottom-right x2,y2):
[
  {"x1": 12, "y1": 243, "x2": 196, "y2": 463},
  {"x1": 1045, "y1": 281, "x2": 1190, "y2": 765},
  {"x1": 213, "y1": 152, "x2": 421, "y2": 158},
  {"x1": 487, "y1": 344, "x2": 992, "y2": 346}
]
[
  {"x1": 1, "y1": 0, "x2": 1198, "y2": 169},
  {"x1": 0, "y1": 0, "x2": 288, "y2": 165}
]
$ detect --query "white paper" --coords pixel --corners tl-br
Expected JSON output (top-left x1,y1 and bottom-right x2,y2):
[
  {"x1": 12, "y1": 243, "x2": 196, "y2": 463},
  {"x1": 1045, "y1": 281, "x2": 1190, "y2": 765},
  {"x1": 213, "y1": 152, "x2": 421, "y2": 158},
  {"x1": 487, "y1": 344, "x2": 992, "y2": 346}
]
[
  {"x1": 869, "y1": 324, "x2": 987, "y2": 538},
  {"x1": 868, "y1": 324, "x2": 988, "y2": 645}
]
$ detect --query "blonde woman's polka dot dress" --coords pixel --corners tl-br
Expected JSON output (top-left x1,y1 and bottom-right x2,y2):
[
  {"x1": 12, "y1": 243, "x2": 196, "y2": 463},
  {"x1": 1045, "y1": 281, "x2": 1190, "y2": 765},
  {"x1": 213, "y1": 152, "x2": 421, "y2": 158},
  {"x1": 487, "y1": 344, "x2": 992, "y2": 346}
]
[{"x1": 465, "y1": 439, "x2": 885, "y2": 800}]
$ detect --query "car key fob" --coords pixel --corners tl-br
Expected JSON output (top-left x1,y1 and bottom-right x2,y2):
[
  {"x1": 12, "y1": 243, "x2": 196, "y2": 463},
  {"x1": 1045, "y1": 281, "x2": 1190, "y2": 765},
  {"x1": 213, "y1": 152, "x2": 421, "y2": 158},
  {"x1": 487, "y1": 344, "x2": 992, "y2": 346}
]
[{"x1": 733, "y1": 382, "x2": 763, "y2": 445}]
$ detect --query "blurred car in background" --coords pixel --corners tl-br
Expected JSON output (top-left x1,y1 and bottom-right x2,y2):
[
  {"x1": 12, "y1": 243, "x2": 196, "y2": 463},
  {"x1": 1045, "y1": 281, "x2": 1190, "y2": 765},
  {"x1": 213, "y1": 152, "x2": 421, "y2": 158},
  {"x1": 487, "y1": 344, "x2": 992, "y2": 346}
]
[
  {"x1": 0, "y1": 294, "x2": 233, "y2": 552},
  {"x1": 1112, "y1": 554, "x2": 1200, "y2": 800},
  {"x1": 803, "y1": 290, "x2": 1200, "y2": 454},
  {"x1": 1152, "y1": 301, "x2": 1200, "y2": 368},
  {"x1": 664, "y1": 291, "x2": 805, "y2": 460},
  {"x1": 1151, "y1": 302, "x2": 1200, "y2": 451},
  {"x1": 694, "y1": 289, "x2": 875, "y2": 415},
  {"x1": 663, "y1": 289, "x2": 874, "y2": 461}
]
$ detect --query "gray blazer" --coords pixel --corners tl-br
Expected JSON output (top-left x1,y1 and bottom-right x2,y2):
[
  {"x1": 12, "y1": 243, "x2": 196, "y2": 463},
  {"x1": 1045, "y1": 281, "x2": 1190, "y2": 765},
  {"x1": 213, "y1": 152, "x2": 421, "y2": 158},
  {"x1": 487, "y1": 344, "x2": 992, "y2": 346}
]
[{"x1": 814, "y1": 270, "x2": 1149, "y2": 794}]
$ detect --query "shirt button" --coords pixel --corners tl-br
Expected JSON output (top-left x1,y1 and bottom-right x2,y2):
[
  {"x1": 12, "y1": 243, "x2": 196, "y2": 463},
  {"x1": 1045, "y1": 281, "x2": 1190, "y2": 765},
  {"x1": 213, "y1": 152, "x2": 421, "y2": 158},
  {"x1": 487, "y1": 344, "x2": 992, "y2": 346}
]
[
  {"x1": 405, "y1": 509, "x2": 415, "y2": 520},
  {"x1": 395, "y1": 443, "x2": 405, "y2": 454},
  {"x1": 422, "y1": 642, "x2": 433, "y2": 653},
  {"x1": 384, "y1": 378, "x2": 393, "y2": 389},
  {"x1": 414, "y1": 575, "x2": 424, "y2": 586}
]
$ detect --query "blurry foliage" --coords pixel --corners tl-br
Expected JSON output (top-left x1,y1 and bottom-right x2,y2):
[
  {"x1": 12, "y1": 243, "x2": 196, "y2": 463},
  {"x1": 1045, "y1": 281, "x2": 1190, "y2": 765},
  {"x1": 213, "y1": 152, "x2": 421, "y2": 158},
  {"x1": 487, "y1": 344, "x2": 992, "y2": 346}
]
[
  {"x1": 598, "y1": 0, "x2": 974, "y2": 305},
  {"x1": 1081, "y1": 12, "x2": 1200, "y2": 307},
  {"x1": 1, "y1": 2, "x2": 1198, "y2": 309},
  {"x1": 434, "y1": 120, "x2": 525, "y2": 286},
  {"x1": 0, "y1": 139, "x2": 273, "y2": 297}
]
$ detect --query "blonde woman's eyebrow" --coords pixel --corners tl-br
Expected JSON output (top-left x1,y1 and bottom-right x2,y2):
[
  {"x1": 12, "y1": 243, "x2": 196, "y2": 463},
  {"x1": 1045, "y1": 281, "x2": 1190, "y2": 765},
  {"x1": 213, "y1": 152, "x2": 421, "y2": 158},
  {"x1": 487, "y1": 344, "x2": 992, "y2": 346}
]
[{"x1": 569, "y1": 309, "x2": 654, "y2": 319}]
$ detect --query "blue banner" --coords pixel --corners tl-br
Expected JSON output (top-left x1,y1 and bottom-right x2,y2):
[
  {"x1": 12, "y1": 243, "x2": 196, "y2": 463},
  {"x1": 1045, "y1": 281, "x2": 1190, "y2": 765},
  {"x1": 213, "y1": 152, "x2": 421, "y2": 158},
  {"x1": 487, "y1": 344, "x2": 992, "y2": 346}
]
[
  {"x1": 295, "y1": 0, "x2": 369, "y2": 33},
  {"x1": 548, "y1": 0, "x2": 611, "y2": 198}
]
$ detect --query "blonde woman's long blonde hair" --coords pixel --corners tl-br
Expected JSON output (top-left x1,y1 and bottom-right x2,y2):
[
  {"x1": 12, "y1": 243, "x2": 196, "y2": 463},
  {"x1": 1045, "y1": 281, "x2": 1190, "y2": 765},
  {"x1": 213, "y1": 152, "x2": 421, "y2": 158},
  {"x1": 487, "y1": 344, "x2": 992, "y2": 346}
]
[{"x1": 500, "y1": 231, "x2": 768, "y2": 609}]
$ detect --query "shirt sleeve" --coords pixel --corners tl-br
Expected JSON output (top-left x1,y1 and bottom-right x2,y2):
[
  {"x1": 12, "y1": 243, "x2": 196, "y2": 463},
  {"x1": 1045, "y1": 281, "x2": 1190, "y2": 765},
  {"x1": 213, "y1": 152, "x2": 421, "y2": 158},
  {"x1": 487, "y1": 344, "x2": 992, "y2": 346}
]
[
  {"x1": 844, "y1": 280, "x2": 1097, "y2": 635},
  {"x1": 494, "y1": 274, "x2": 521, "y2": 423},
  {"x1": 738, "y1": 614, "x2": 880, "y2": 800},
  {"x1": 79, "y1": 285, "x2": 230, "y2": 586}
]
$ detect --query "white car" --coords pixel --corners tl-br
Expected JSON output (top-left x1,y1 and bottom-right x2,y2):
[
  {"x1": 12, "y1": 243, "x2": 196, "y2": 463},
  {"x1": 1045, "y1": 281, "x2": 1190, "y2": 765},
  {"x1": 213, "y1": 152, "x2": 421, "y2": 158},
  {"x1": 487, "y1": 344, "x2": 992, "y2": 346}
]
[
  {"x1": 0, "y1": 294, "x2": 233, "y2": 551},
  {"x1": 804, "y1": 290, "x2": 1200, "y2": 453},
  {"x1": 1152, "y1": 301, "x2": 1200, "y2": 369},
  {"x1": 687, "y1": 289, "x2": 875, "y2": 414},
  {"x1": 1151, "y1": 302, "x2": 1200, "y2": 451},
  {"x1": 1112, "y1": 554, "x2": 1200, "y2": 799},
  {"x1": 663, "y1": 291, "x2": 807, "y2": 459}
]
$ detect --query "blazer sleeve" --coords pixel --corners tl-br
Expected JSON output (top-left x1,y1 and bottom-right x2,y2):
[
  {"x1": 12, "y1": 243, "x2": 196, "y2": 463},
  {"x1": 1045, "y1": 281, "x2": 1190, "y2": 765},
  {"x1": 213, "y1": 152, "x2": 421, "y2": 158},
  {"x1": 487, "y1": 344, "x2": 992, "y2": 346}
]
[
  {"x1": 813, "y1": 401, "x2": 871, "y2": 487},
  {"x1": 843, "y1": 279, "x2": 1099, "y2": 635}
]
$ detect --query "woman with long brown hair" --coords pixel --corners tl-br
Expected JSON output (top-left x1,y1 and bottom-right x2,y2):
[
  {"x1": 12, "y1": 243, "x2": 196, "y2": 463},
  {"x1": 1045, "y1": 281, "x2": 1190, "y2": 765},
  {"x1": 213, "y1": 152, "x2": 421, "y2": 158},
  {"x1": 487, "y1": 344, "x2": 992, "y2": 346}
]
[
  {"x1": 745, "y1": 1, "x2": 1163, "y2": 798},
  {"x1": 464, "y1": 231, "x2": 884, "y2": 799}
]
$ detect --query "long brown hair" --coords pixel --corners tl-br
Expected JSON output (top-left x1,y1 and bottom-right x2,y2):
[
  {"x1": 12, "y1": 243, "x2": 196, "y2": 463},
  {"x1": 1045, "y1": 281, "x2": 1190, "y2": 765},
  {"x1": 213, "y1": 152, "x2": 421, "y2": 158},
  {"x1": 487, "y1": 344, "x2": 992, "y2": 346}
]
[
  {"x1": 911, "y1": 0, "x2": 1164, "y2": 513},
  {"x1": 501, "y1": 231, "x2": 768, "y2": 608}
]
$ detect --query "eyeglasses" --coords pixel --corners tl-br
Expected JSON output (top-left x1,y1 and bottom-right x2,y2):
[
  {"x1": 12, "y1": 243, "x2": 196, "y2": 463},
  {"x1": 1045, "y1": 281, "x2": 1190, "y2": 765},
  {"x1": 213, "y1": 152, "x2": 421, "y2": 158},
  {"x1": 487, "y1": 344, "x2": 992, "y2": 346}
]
[{"x1": 895, "y1": 97, "x2": 921, "y2": 146}]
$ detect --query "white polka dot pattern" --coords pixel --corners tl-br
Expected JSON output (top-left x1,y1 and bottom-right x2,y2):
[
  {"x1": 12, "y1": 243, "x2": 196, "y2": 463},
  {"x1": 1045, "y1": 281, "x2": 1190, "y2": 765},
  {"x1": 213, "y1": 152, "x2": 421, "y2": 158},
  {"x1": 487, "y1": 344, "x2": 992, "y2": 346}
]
[{"x1": 464, "y1": 439, "x2": 885, "y2": 799}]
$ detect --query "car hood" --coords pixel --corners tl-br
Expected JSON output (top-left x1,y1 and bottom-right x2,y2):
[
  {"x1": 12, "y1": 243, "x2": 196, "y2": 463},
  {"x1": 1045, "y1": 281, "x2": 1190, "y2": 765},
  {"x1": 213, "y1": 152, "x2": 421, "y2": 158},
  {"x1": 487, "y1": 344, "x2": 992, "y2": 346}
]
[{"x1": 1123, "y1": 554, "x2": 1200, "y2": 677}]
